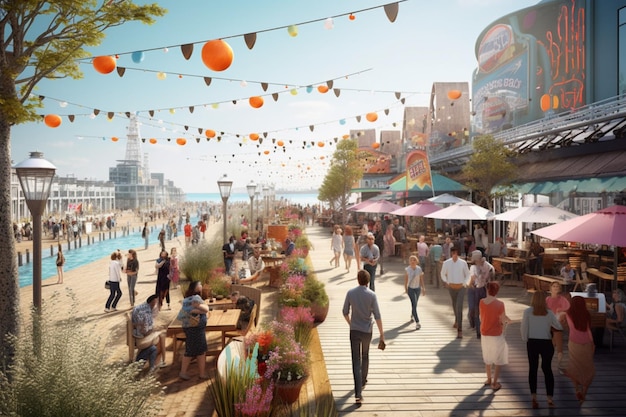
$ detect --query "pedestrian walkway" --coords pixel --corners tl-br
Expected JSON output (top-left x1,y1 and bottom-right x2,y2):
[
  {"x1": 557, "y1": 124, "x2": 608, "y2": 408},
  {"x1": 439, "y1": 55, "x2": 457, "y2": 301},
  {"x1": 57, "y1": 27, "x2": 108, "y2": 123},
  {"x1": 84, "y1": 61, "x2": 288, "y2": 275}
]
[{"x1": 305, "y1": 225, "x2": 626, "y2": 417}]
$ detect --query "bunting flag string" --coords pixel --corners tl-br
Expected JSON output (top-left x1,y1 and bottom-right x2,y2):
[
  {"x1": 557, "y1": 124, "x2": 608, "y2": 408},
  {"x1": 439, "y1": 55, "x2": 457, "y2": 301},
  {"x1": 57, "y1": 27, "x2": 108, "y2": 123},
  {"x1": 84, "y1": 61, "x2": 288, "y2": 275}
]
[{"x1": 78, "y1": 2, "x2": 405, "y2": 61}]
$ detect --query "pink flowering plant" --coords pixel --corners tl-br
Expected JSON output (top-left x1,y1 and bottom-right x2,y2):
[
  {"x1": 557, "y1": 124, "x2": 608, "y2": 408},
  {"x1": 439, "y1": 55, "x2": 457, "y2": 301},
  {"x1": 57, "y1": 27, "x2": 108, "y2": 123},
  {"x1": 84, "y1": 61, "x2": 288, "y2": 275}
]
[
  {"x1": 264, "y1": 331, "x2": 309, "y2": 383},
  {"x1": 278, "y1": 273, "x2": 307, "y2": 307},
  {"x1": 234, "y1": 381, "x2": 274, "y2": 417},
  {"x1": 279, "y1": 306, "x2": 314, "y2": 347}
]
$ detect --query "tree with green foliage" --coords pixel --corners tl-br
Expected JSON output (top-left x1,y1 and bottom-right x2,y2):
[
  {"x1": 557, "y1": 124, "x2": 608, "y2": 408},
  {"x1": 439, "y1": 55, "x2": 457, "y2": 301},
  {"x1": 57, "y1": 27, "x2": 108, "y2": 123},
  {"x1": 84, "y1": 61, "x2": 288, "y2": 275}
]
[
  {"x1": 318, "y1": 139, "x2": 363, "y2": 225},
  {"x1": 460, "y1": 135, "x2": 517, "y2": 210},
  {"x1": 0, "y1": 0, "x2": 166, "y2": 368}
]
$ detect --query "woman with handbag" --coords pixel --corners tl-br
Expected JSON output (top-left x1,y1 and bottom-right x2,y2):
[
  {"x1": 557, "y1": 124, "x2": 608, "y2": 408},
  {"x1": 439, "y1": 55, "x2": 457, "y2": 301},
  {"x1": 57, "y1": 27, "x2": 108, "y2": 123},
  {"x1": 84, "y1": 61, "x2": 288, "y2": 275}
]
[
  {"x1": 177, "y1": 281, "x2": 209, "y2": 380},
  {"x1": 105, "y1": 251, "x2": 123, "y2": 313}
]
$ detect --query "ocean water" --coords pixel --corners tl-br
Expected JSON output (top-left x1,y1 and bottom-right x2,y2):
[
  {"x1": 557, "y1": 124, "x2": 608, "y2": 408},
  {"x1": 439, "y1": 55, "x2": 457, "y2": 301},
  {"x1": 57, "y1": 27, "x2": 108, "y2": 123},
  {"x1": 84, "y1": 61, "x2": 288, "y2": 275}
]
[{"x1": 186, "y1": 192, "x2": 321, "y2": 207}]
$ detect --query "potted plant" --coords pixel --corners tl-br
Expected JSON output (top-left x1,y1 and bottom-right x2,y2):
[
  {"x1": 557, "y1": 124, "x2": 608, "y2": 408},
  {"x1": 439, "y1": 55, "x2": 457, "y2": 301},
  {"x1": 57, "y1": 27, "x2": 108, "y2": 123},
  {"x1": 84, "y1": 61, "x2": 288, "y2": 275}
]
[
  {"x1": 294, "y1": 235, "x2": 312, "y2": 257},
  {"x1": 279, "y1": 306, "x2": 314, "y2": 347},
  {"x1": 302, "y1": 277, "x2": 330, "y2": 323},
  {"x1": 277, "y1": 273, "x2": 307, "y2": 307}
]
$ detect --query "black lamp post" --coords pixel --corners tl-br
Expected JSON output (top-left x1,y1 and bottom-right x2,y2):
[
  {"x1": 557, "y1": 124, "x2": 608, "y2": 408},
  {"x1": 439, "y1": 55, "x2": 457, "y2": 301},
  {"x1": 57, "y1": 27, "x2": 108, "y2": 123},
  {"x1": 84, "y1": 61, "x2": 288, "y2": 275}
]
[
  {"x1": 247, "y1": 181, "x2": 256, "y2": 233},
  {"x1": 217, "y1": 175, "x2": 233, "y2": 243},
  {"x1": 255, "y1": 189, "x2": 261, "y2": 232},
  {"x1": 13, "y1": 151, "x2": 56, "y2": 313}
]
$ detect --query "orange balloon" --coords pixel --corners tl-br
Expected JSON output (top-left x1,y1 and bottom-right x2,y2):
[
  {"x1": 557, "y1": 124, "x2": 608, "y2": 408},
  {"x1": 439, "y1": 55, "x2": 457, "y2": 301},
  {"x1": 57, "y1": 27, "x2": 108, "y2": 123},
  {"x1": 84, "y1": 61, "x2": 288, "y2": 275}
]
[
  {"x1": 317, "y1": 85, "x2": 329, "y2": 93},
  {"x1": 342, "y1": 134, "x2": 350, "y2": 139},
  {"x1": 320, "y1": 156, "x2": 325, "y2": 160},
  {"x1": 44, "y1": 114, "x2": 62, "y2": 128},
  {"x1": 540, "y1": 94, "x2": 551, "y2": 112},
  {"x1": 149, "y1": 138, "x2": 157, "y2": 144},
  {"x1": 205, "y1": 129, "x2": 216, "y2": 138},
  {"x1": 250, "y1": 133, "x2": 259, "y2": 141},
  {"x1": 249, "y1": 96, "x2": 264, "y2": 108},
  {"x1": 366, "y1": 112, "x2": 378, "y2": 122},
  {"x1": 447, "y1": 90, "x2": 462, "y2": 100},
  {"x1": 176, "y1": 138, "x2": 187, "y2": 146},
  {"x1": 317, "y1": 141, "x2": 325, "y2": 147},
  {"x1": 201, "y1": 39, "x2": 234, "y2": 71},
  {"x1": 92, "y1": 56, "x2": 116, "y2": 74},
  {"x1": 277, "y1": 140, "x2": 284, "y2": 147},
  {"x1": 349, "y1": 13, "x2": 356, "y2": 21},
  {"x1": 372, "y1": 142, "x2": 380, "y2": 149},
  {"x1": 111, "y1": 136, "x2": 119, "y2": 142},
  {"x1": 263, "y1": 150, "x2": 270, "y2": 155}
]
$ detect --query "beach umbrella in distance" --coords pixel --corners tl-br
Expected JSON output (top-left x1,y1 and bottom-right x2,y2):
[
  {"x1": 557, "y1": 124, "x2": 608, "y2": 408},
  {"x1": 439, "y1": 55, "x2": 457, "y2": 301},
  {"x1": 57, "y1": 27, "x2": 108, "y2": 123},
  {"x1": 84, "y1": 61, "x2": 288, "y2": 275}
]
[
  {"x1": 425, "y1": 201, "x2": 495, "y2": 221},
  {"x1": 427, "y1": 193, "x2": 471, "y2": 205},
  {"x1": 390, "y1": 200, "x2": 441, "y2": 217},
  {"x1": 494, "y1": 202, "x2": 578, "y2": 223}
]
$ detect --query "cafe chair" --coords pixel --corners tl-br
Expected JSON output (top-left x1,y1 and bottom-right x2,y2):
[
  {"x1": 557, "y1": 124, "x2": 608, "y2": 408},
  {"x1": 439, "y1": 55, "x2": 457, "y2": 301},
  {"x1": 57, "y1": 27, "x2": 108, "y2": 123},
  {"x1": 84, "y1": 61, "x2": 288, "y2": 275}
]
[
  {"x1": 225, "y1": 304, "x2": 257, "y2": 344},
  {"x1": 493, "y1": 258, "x2": 513, "y2": 282},
  {"x1": 608, "y1": 321, "x2": 626, "y2": 352},
  {"x1": 572, "y1": 269, "x2": 589, "y2": 292}
]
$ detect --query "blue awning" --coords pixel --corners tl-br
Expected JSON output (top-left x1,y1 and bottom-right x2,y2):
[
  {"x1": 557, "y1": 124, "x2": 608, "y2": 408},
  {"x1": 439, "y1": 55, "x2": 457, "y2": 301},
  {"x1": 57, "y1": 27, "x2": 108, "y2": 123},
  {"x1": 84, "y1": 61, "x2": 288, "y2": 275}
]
[
  {"x1": 500, "y1": 175, "x2": 626, "y2": 195},
  {"x1": 388, "y1": 173, "x2": 466, "y2": 193}
]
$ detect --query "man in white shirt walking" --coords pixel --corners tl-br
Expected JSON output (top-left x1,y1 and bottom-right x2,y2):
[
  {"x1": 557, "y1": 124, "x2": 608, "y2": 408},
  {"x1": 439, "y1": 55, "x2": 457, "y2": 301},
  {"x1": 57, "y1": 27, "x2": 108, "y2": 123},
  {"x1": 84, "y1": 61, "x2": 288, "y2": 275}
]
[{"x1": 441, "y1": 247, "x2": 471, "y2": 339}]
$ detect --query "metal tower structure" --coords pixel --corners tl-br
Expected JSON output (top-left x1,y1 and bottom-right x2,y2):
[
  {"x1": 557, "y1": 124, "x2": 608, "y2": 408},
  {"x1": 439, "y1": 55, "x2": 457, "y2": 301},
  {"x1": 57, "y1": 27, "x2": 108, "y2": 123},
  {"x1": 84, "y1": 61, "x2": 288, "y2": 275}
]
[{"x1": 124, "y1": 115, "x2": 145, "y2": 183}]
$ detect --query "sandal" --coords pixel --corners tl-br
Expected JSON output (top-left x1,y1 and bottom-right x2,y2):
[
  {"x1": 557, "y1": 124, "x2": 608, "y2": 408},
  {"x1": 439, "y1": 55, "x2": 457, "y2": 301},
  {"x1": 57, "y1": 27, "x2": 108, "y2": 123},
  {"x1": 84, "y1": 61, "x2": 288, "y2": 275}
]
[
  {"x1": 483, "y1": 380, "x2": 492, "y2": 386},
  {"x1": 491, "y1": 383, "x2": 501, "y2": 392},
  {"x1": 547, "y1": 398, "x2": 555, "y2": 408}
]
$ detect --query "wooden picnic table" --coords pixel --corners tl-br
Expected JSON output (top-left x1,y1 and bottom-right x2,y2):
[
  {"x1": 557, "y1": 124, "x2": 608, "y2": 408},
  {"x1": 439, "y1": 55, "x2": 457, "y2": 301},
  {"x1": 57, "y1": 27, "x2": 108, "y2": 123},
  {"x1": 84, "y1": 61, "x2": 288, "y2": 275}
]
[
  {"x1": 167, "y1": 308, "x2": 241, "y2": 360},
  {"x1": 523, "y1": 273, "x2": 563, "y2": 293},
  {"x1": 260, "y1": 253, "x2": 285, "y2": 287},
  {"x1": 493, "y1": 256, "x2": 526, "y2": 280}
]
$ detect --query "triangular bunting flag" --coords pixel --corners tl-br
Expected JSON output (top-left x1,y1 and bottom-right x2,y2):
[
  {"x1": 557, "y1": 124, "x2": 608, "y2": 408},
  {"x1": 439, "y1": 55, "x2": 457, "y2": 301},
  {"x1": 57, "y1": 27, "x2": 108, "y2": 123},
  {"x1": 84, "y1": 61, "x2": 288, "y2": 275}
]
[
  {"x1": 326, "y1": 80, "x2": 333, "y2": 89},
  {"x1": 107, "y1": 112, "x2": 114, "y2": 119},
  {"x1": 333, "y1": 88, "x2": 340, "y2": 97},
  {"x1": 384, "y1": 109, "x2": 389, "y2": 115},
  {"x1": 184, "y1": 125, "x2": 189, "y2": 131},
  {"x1": 384, "y1": 3, "x2": 399, "y2": 23},
  {"x1": 356, "y1": 115, "x2": 361, "y2": 122},
  {"x1": 149, "y1": 110, "x2": 154, "y2": 117},
  {"x1": 141, "y1": 138, "x2": 146, "y2": 143},
  {"x1": 309, "y1": 125, "x2": 314, "y2": 132},
  {"x1": 244, "y1": 33, "x2": 257, "y2": 49},
  {"x1": 189, "y1": 106, "x2": 194, "y2": 113},
  {"x1": 125, "y1": 112, "x2": 131, "y2": 118},
  {"x1": 395, "y1": 91, "x2": 401, "y2": 99},
  {"x1": 261, "y1": 82, "x2": 268, "y2": 91},
  {"x1": 204, "y1": 77, "x2": 212, "y2": 86},
  {"x1": 263, "y1": 132, "x2": 268, "y2": 138},
  {"x1": 401, "y1": 98, "x2": 406, "y2": 104},
  {"x1": 116, "y1": 67, "x2": 126, "y2": 77},
  {"x1": 272, "y1": 93, "x2": 279, "y2": 101},
  {"x1": 181, "y1": 44, "x2": 193, "y2": 60},
  {"x1": 94, "y1": 109, "x2": 100, "y2": 116},
  {"x1": 68, "y1": 115, "x2": 75, "y2": 122}
]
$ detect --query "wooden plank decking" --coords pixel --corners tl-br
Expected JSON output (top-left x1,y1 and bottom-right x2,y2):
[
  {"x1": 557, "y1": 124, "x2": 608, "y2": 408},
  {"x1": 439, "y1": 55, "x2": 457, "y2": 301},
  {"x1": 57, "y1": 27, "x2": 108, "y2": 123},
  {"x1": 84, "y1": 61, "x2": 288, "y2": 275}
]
[{"x1": 304, "y1": 226, "x2": 626, "y2": 417}]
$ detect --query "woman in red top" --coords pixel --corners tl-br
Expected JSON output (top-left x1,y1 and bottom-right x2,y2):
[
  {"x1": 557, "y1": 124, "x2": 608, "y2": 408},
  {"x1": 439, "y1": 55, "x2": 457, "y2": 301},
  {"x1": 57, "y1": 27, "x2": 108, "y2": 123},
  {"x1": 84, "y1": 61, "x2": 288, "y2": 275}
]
[
  {"x1": 563, "y1": 296, "x2": 595, "y2": 405},
  {"x1": 479, "y1": 281, "x2": 510, "y2": 392},
  {"x1": 546, "y1": 282, "x2": 570, "y2": 368}
]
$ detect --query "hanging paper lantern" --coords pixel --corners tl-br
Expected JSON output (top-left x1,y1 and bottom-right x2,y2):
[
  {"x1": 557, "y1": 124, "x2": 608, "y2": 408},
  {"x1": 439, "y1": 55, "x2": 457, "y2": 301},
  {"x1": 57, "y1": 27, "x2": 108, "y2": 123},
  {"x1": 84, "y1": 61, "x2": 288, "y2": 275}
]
[
  {"x1": 169, "y1": 108, "x2": 176, "y2": 114},
  {"x1": 156, "y1": 72, "x2": 167, "y2": 80},
  {"x1": 290, "y1": 88, "x2": 298, "y2": 96},
  {"x1": 92, "y1": 56, "x2": 116, "y2": 74},
  {"x1": 287, "y1": 25, "x2": 298, "y2": 37},
  {"x1": 540, "y1": 94, "x2": 551, "y2": 112},
  {"x1": 249, "y1": 96, "x2": 264, "y2": 108},
  {"x1": 263, "y1": 150, "x2": 270, "y2": 155},
  {"x1": 552, "y1": 95, "x2": 559, "y2": 110},
  {"x1": 250, "y1": 133, "x2": 259, "y2": 141},
  {"x1": 205, "y1": 129, "x2": 216, "y2": 138},
  {"x1": 201, "y1": 39, "x2": 234, "y2": 71},
  {"x1": 277, "y1": 140, "x2": 284, "y2": 147},
  {"x1": 366, "y1": 112, "x2": 378, "y2": 122},
  {"x1": 111, "y1": 136, "x2": 119, "y2": 142},
  {"x1": 131, "y1": 51, "x2": 145, "y2": 63},
  {"x1": 44, "y1": 114, "x2": 62, "y2": 128},
  {"x1": 324, "y1": 18, "x2": 334, "y2": 30},
  {"x1": 149, "y1": 138, "x2": 157, "y2": 144},
  {"x1": 317, "y1": 141, "x2": 325, "y2": 147},
  {"x1": 447, "y1": 90, "x2": 462, "y2": 100},
  {"x1": 349, "y1": 13, "x2": 356, "y2": 21},
  {"x1": 176, "y1": 138, "x2": 187, "y2": 146},
  {"x1": 306, "y1": 86, "x2": 313, "y2": 94},
  {"x1": 339, "y1": 119, "x2": 346, "y2": 125},
  {"x1": 317, "y1": 85, "x2": 329, "y2": 93},
  {"x1": 372, "y1": 142, "x2": 380, "y2": 149}
]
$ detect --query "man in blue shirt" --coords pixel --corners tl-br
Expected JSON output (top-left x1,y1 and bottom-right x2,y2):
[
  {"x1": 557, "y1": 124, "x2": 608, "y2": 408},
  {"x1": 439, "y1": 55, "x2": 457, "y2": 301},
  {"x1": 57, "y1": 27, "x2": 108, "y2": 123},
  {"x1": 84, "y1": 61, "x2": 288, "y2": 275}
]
[
  {"x1": 359, "y1": 232, "x2": 380, "y2": 291},
  {"x1": 343, "y1": 270, "x2": 385, "y2": 404}
]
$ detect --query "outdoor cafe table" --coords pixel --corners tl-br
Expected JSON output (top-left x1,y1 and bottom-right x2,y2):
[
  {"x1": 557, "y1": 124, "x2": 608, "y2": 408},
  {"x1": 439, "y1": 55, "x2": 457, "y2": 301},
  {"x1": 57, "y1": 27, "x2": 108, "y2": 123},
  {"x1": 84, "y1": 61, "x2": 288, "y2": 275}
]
[
  {"x1": 261, "y1": 253, "x2": 285, "y2": 287},
  {"x1": 492, "y1": 257, "x2": 526, "y2": 280},
  {"x1": 167, "y1": 308, "x2": 241, "y2": 358}
]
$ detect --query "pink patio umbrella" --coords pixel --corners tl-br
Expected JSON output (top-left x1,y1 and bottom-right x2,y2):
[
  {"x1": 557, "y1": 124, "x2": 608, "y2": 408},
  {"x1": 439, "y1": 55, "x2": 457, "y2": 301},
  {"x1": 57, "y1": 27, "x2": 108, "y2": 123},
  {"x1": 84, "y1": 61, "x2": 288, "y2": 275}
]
[
  {"x1": 532, "y1": 205, "x2": 626, "y2": 288},
  {"x1": 390, "y1": 200, "x2": 442, "y2": 217},
  {"x1": 424, "y1": 201, "x2": 495, "y2": 221},
  {"x1": 494, "y1": 202, "x2": 578, "y2": 223},
  {"x1": 347, "y1": 199, "x2": 375, "y2": 211},
  {"x1": 353, "y1": 200, "x2": 402, "y2": 214}
]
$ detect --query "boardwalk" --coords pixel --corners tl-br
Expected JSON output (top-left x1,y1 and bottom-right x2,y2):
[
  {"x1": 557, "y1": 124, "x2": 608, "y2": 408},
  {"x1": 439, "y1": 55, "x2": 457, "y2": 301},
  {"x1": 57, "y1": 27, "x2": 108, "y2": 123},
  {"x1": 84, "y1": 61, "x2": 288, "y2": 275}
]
[{"x1": 305, "y1": 226, "x2": 626, "y2": 417}]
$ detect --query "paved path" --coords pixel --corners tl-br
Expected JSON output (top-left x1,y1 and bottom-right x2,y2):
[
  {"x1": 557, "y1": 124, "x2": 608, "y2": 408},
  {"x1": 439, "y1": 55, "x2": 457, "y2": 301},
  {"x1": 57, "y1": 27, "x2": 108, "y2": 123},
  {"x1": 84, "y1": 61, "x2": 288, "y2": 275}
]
[{"x1": 305, "y1": 225, "x2": 626, "y2": 417}]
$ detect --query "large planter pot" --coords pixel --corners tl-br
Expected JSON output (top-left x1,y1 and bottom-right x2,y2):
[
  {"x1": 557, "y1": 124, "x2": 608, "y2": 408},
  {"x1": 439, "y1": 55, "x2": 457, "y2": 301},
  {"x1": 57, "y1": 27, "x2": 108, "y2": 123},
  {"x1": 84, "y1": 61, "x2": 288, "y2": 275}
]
[
  {"x1": 310, "y1": 302, "x2": 329, "y2": 323},
  {"x1": 274, "y1": 376, "x2": 307, "y2": 404}
]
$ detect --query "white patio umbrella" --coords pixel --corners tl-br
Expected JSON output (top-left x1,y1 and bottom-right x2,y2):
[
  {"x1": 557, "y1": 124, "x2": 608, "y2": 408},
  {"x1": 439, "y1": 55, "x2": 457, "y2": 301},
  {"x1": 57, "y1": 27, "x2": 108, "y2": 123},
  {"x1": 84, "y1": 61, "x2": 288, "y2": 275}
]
[
  {"x1": 427, "y1": 193, "x2": 471, "y2": 205},
  {"x1": 353, "y1": 200, "x2": 402, "y2": 214},
  {"x1": 494, "y1": 202, "x2": 578, "y2": 223},
  {"x1": 425, "y1": 201, "x2": 495, "y2": 221}
]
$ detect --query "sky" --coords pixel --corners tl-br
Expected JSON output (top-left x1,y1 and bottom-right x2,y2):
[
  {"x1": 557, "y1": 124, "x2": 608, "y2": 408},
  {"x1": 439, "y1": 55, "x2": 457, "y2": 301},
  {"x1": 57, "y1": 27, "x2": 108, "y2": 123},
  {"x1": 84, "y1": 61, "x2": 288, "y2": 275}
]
[{"x1": 11, "y1": 0, "x2": 538, "y2": 194}]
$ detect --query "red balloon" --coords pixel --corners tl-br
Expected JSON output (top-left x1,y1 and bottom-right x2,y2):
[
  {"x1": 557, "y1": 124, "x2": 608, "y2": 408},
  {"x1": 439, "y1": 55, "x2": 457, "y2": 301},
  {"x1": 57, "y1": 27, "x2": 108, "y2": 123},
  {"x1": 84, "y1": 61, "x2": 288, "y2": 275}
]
[
  {"x1": 201, "y1": 40, "x2": 234, "y2": 72},
  {"x1": 92, "y1": 56, "x2": 116, "y2": 74},
  {"x1": 44, "y1": 114, "x2": 62, "y2": 128}
]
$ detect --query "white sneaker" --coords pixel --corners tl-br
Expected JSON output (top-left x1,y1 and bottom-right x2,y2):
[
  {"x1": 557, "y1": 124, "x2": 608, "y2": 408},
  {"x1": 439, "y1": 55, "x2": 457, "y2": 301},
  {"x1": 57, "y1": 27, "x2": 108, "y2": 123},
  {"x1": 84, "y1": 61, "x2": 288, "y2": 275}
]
[
  {"x1": 415, "y1": 323, "x2": 421, "y2": 330},
  {"x1": 104, "y1": 308, "x2": 111, "y2": 313}
]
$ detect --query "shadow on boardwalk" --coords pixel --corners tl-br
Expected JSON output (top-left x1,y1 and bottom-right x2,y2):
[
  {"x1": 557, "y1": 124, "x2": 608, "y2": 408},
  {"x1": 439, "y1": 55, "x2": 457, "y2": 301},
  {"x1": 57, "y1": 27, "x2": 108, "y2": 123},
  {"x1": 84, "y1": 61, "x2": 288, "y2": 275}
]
[{"x1": 305, "y1": 225, "x2": 626, "y2": 417}]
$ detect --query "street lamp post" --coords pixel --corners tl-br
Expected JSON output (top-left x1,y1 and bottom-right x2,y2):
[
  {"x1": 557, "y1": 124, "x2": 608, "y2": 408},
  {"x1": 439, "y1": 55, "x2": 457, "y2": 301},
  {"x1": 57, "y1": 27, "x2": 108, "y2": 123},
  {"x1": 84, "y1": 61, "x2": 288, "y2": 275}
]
[
  {"x1": 217, "y1": 175, "x2": 233, "y2": 243},
  {"x1": 263, "y1": 185, "x2": 269, "y2": 219},
  {"x1": 255, "y1": 190, "x2": 261, "y2": 232},
  {"x1": 13, "y1": 151, "x2": 56, "y2": 314},
  {"x1": 247, "y1": 181, "x2": 256, "y2": 234}
]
